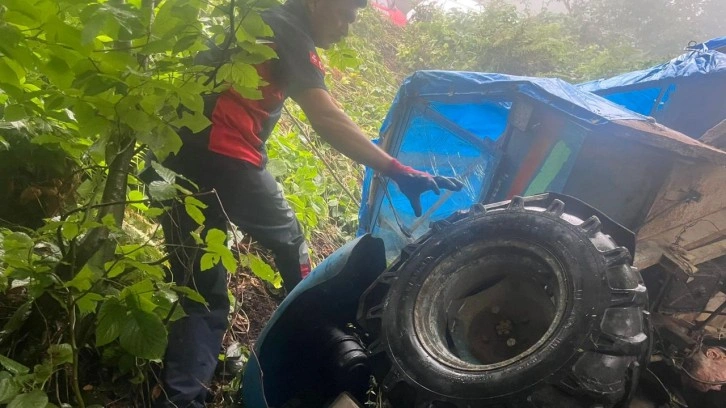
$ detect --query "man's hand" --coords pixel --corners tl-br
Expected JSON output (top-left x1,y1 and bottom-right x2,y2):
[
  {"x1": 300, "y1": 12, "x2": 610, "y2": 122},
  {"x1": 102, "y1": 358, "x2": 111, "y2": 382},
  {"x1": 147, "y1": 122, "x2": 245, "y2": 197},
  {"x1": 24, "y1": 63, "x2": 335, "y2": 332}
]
[{"x1": 383, "y1": 159, "x2": 464, "y2": 217}]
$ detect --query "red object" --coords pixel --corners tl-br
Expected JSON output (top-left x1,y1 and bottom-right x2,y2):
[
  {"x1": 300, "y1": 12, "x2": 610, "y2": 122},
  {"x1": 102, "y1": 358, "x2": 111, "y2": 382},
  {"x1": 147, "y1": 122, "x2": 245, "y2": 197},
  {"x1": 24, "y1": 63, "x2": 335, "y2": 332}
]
[
  {"x1": 384, "y1": 158, "x2": 428, "y2": 177},
  {"x1": 207, "y1": 61, "x2": 285, "y2": 167},
  {"x1": 505, "y1": 116, "x2": 561, "y2": 199},
  {"x1": 309, "y1": 51, "x2": 325, "y2": 72},
  {"x1": 300, "y1": 262, "x2": 312, "y2": 279},
  {"x1": 371, "y1": 2, "x2": 407, "y2": 26}
]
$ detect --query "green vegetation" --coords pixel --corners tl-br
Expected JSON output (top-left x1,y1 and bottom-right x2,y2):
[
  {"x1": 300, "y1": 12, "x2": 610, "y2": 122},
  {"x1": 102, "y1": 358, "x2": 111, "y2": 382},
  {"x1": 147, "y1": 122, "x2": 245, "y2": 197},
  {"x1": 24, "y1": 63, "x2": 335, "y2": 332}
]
[
  {"x1": 397, "y1": 2, "x2": 651, "y2": 82},
  {"x1": 0, "y1": 0, "x2": 277, "y2": 406},
  {"x1": 0, "y1": 0, "x2": 719, "y2": 406}
]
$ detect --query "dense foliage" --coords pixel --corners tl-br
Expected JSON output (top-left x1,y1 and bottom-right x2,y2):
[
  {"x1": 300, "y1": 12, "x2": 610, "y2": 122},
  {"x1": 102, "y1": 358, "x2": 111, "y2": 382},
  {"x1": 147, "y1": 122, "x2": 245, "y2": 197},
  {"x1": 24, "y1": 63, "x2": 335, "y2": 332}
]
[
  {"x1": 0, "y1": 0, "x2": 276, "y2": 406},
  {"x1": 398, "y1": 2, "x2": 651, "y2": 82},
  {"x1": 557, "y1": 0, "x2": 726, "y2": 57},
  {"x1": 0, "y1": 0, "x2": 720, "y2": 406}
]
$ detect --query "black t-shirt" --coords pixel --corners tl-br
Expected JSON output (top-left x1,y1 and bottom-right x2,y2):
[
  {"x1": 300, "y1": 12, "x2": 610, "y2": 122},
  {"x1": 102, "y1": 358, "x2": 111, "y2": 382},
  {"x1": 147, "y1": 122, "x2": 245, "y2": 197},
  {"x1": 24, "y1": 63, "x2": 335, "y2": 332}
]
[{"x1": 265, "y1": 0, "x2": 328, "y2": 97}]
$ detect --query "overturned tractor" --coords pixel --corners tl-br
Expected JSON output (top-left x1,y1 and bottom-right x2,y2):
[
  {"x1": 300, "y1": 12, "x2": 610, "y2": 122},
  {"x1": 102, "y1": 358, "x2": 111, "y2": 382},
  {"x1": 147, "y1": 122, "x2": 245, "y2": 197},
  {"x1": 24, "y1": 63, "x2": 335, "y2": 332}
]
[{"x1": 243, "y1": 68, "x2": 726, "y2": 407}]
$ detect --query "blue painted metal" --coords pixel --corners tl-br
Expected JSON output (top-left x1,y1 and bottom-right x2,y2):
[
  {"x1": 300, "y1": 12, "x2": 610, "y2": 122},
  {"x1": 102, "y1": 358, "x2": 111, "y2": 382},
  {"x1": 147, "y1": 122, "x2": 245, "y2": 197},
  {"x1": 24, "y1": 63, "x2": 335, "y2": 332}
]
[{"x1": 241, "y1": 234, "x2": 386, "y2": 407}]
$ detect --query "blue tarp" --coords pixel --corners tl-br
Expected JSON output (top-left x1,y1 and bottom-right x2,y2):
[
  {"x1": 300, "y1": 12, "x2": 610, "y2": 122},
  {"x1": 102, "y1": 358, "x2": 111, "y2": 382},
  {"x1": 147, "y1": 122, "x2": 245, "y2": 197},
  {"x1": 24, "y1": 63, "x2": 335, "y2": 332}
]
[
  {"x1": 578, "y1": 49, "x2": 726, "y2": 138},
  {"x1": 689, "y1": 36, "x2": 726, "y2": 53},
  {"x1": 357, "y1": 71, "x2": 648, "y2": 259}
]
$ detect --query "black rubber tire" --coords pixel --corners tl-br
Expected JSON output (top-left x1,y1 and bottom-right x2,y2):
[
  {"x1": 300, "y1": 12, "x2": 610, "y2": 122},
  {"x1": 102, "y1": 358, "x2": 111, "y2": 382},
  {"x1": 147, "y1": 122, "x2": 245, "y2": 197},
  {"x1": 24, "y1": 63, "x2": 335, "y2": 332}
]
[{"x1": 358, "y1": 196, "x2": 650, "y2": 408}]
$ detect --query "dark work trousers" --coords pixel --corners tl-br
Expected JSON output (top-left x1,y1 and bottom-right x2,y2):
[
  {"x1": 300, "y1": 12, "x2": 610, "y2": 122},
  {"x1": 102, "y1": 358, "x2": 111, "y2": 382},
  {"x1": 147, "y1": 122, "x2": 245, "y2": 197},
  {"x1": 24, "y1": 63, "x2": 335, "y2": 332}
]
[{"x1": 153, "y1": 147, "x2": 310, "y2": 407}]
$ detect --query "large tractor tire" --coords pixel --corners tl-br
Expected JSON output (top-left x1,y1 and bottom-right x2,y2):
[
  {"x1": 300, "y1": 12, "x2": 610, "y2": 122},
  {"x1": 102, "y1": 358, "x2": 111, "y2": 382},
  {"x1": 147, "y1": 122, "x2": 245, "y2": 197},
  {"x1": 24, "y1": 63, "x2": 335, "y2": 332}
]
[{"x1": 358, "y1": 195, "x2": 650, "y2": 408}]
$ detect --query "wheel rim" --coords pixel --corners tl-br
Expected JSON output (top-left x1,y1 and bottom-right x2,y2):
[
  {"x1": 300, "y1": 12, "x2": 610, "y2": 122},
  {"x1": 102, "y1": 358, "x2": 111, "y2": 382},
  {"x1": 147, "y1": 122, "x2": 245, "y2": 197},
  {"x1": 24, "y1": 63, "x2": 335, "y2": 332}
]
[{"x1": 413, "y1": 239, "x2": 569, "y2": 371}]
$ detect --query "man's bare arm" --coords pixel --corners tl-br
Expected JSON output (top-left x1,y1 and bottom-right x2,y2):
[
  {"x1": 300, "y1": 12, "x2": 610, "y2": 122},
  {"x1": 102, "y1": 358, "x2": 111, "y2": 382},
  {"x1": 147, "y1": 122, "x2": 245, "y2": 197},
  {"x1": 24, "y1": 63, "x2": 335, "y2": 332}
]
[
  {"x1": 294, "y1": 88, "x2": 393, "y2": 171},
  {"x1": 294, "y1": 88, "x2": 464, "y2": 216}
]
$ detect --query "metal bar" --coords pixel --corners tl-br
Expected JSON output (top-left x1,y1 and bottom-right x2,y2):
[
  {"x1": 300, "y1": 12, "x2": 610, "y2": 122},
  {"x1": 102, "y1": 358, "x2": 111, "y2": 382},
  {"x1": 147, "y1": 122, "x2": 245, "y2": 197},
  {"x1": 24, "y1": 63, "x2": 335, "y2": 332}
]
[
  {"x1": 416, "y1": 100, "x2": 498, "y2": 154},
  {"x1": 695, "y1": 298, "x2": 726, "y2": 331}
]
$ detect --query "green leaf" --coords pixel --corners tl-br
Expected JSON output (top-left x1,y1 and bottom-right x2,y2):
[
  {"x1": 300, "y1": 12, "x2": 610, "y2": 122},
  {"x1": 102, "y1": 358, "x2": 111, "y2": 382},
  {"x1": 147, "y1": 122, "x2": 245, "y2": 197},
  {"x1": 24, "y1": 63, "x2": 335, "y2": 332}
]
[
  {"x1": 61, "y1": 222, "x2": 79, "y2": 241},
  {"x1": 28, "y1": 273, "x2": 55, "y2": 300},
  {"x1": 119, "y1": 310, "x2": 167, "y2": 360},
  {"x1": 0, "y1": 355, "x2": 29, "y2": 376},
  {"x1": 229, "y1": 62, "x2": 262, "y2": 89},
  {"x1": 148, "y1": 181, "x2": 177, "y2": 201},
  {"x1": 171, "y1": 111, "x2": 211, "y2": 133},
  {"x1": 266, "y1": 159, "x2": 287, "y2": 177},
  {"x1": 80, "y1": 5, "x2": 106, "y2": 44},
  {"x1": 101, "y1": 214, "x2": 120, "y2": 229},
  {"x1": 248, "y1": 254, "x2": 278, "y2": 286},
  {"x1": 3, "y1": 0, "x2": 52, "y2": 25},
  {"x1": 65, "y1": 265, "x2": 101, "y2": 292},
  {"x1": 48, "y1": 344, "x2": 73, "y2": 366},
  {"x1": 121, "y1": 280, "x2": 158, "y2": 313},
  {"x1": 184, "y1": 196, "x2": 206, "y2": 225},
  {"x1": 173, "y1": 35, "x2": 200, "y2": 54},
  {"x1": 73, "y1": 72, "x2": 123, "y2": 96},
  {"x1": 220, "y1": 249, "x2": 238, "y2": 273},
  {"x1": 238, "y1": 41, "x2": 278, "y2": 64},
  {"x1": 43, "y1": 56, "x2": 74, "y2": 89},
  {"x1": 33, "y1": 361, "x2": 53, "y2": 384},
  {"x1": 122, "y1": 279, "x2": 155, "y2": 301},
  {"x1": 126, "y1": 260, "x2": 165, "y2": 280},
  {"x1": 0, "y1": 301, "x2": 32, "y2": 341},
  {"x1": 141, "y1": 125, "x2": 182, "y2": 162},
  {"x1": 128, "y1": 190, "x2": 148, "y2": 211},
  {"x1": 172, "y1": 286, "x2": 208, "y2": 305},
  {"x1": 140, "y1": 205, "x2": 163, "y2": 218},
  {"x1": 128, "y1": 190, "x2": 145, "y2": 201},
  {"x1": 7, "y1": 390, "x2": 48, "y2": 408},
  {"x1": 190, "y1": 231, "x2": 203, "y2": 245},
  {"x1": 200, "y1": 253, "x2": 219, "y2": 271},
  {"x1": 75, "y1": 292, "x2": 104, "y2": 315},
  {"x1": 184, "y1": 196, "x2": 207, "y2": 209},
  {"x1": 45, "y1": 14, "x2": 84, "y2": 50},
  {"x1": 98, "y1": 3, "x2": 146, "y2": 41},
  {"x1": 0, "y1": 375, "x2": 18, "y2": 404},
  {"x1": 239, "y1": 13, "x2": 273, "y2": 39},
  {"x1": 0, "y1": 59, "x2": 21, "y2": 88},
  {"x1": 205, "y1": 229, "x2": 227, "y2": 246},
  {"x1": 3, "y1": 105, "x2": 27, "y2": 122},
  {"x1": 124, "y1": 109, "x2": 156, "y2": 133},
  {"x1": 151, "y1": 288, "x2": 186, "y2": 322},
  {"x1": 150, "y1": 161, "x2": 178, "y2": 184},
  {"x1": 95, "y1": 299, "x2": 127, "y2": 347},
  {"x1": 234, "y1": 85, "x2": 263, "y2": 100},
  {"x1": 202, "y1": 229, "x2": 237, "y2": 272}
]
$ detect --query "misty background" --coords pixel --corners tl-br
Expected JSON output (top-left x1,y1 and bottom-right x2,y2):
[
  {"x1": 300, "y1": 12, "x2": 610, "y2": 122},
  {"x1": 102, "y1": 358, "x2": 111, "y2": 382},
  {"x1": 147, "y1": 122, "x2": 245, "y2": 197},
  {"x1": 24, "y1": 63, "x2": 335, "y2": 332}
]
[{"x1": 375, "y1": 0, "x2": 725, "y2": 60}]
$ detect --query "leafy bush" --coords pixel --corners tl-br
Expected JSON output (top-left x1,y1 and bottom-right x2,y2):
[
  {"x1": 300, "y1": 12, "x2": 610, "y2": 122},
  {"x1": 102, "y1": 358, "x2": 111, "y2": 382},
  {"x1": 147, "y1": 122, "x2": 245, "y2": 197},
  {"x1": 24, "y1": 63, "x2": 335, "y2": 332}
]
[
  {"x1": 0, "y1": 0, "x2": 277, "y2": 405},
  {"x1": 398, "y1": 1, "x2": 652, "y2": 82}
]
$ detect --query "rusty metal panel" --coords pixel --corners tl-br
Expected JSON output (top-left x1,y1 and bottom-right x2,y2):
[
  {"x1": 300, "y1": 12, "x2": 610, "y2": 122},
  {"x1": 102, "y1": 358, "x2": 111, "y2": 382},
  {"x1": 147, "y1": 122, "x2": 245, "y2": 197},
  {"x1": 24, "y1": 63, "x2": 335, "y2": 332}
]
[
  {"x1": 635, "y1": 160, "x2": 726, "y2": 271},
  {"x1": 613, "y1": 119, "x2": 726, "y2": 165},
  {"x1": 639, "y1": 162, "x2": 726, "y2": 244}
]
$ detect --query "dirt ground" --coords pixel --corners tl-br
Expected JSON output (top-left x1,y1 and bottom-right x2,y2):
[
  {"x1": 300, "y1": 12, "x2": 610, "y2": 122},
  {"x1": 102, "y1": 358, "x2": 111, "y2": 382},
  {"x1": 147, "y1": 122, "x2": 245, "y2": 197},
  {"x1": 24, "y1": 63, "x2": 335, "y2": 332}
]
[{"x1": 226, "y1": 269, "x2": 282, "y2": 349}]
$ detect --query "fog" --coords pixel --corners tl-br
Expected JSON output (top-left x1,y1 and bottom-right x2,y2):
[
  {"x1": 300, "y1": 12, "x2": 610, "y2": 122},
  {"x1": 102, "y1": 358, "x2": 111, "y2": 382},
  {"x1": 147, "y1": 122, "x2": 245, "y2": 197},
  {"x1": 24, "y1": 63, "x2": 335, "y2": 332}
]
[{"x1": 426, "y1": 0, "x2": 726, "y2": 57}]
